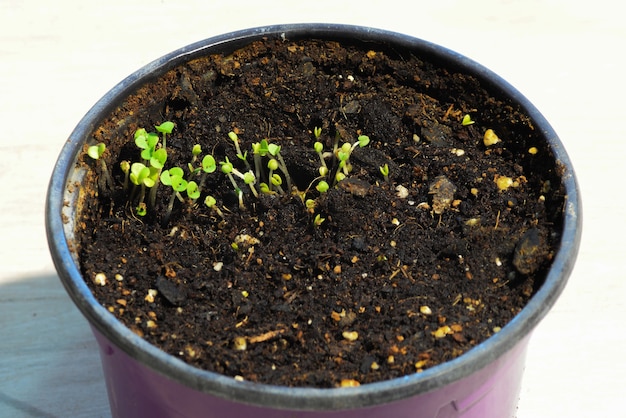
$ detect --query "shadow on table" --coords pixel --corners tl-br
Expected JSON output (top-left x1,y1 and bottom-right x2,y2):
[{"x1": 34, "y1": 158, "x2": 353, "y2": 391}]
[{"x1": 0, "y1": 273, "x2": 110, "y2": 418}]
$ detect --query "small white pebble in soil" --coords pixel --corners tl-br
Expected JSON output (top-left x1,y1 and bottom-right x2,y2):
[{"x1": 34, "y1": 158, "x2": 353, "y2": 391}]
[
  {"x1": 233, "y1": 336, "x2": 247, "y2": 351},
  {"x1": 93, "y1": 273, "x2": 107, "y2": 286},
  {"x1": 145, "y1": 289, "x2": 158, "y2": 303},
  {"x1": 114, "y1": 274, "x2": 124, "y2": 282},
  {"x1": 465, "y1": 218, "x2": 480, "y2": 226},
  {"x1": 483, "y1": 129, "x2": 501, "y2": 146},
  {"x1": 340, "y1": 379, "x2": 360, "y2": 387},
  {"x1": 395, "y1": 185, "x2": 409, "y2": 198},
  {"x1": 451, "y1": 148, "x2": 465, "y2": 157},
  {"x1": 432, "y1": 325, "x2": 452, "y2": 339},
  {"x1": 420, "y1": 305, "x2": 433, "y2": 315},
  {"x1": 495, "y1": 175, "x2": 513, "y2": 191},
  {"x1": 342, "y1": 331, "x2": 359, "y2": 342},
  {"x1": 213, "y1": 262, "x2": 223, "y2": 272}
]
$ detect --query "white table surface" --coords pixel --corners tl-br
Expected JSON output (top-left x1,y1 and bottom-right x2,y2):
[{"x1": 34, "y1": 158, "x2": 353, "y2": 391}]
[{"x1": 1, "y1": 1, "x2": 622, "y2": 416}]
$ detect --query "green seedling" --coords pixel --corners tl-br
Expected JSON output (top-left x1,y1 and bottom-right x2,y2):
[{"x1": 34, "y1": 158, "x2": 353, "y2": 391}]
[
  {"x1": 204, "y1": 195, "x2": 224, "y2": 218},
  {"x1": 160, "y1": 167, "x2": 188, "y2": 223},
  {"x1": 137, "y1": 123, "x2": 173, "y2": 211},
  {"x1": 87, "y1": 142, "x2": 113, "y2": 192},
  {"x1": 379, "y1": 163, "x2": 390, "y2": 182},
  {"x1": 251, "y1": 140, "x2": 269, "y2": 183},
  {"x1": 134, "y1": 129, "x2": 160, "y2": 162},
  {"x1": 313, "y1": 141, "x2": 329, "y2": 176},
  {"x1": 146, "y1": 147, "x2": 167, "y2": 208},
  {"x1": 462, "y1": 114, "x2": 475, "y2": 126},
  {"x1": 129, "y1": 162, "x2": 159, "y2": 216},
  {"x1": 87, "y1": 142, "x2": 106, "y2": 160},
  {"x1": 266, "y1": 158, "x2": 281, "y2": 193},
  {"x1": 155, "y1": 121, "x2": 175, "y2": 149},
  {"x1": 313, "y1": 213, "x2": 325, "y2": 227},
  {"x1": 220, "y1": 158, "x2": 249, "y2": 208},
  {"x1": 191, "y1": 144, "x2": 202, "y2": 165},
  {"x1": 270, "y1": 173, "x2": 284, "y2": 195},
  {"x1": 259, "y1": 182, "x2": 271, "y2": 195},
  {"x1": 190, "y1": 154, "x2": 218, "y2": 201},
  {"x1": 228, "y1": 131, "x2": 252, "y2": 172},
  {"x1": 313, "y1": 126, "x2": 322, "y2": 139},
  {"x1": 315, "y1": 180, "x2": 329, "y2": 193},
  {"x1": 120, "y1": 160, "x2": 131, "y2": 191},
  {"x1": 266, "y1": 142, "x2": 292, "y2": 192},
  {"x1": 136, "y1": 202, "x2": 147, "y2": 217},
  {"x1": 187, "y1": 181, "x2": 200, "y2": 200}
]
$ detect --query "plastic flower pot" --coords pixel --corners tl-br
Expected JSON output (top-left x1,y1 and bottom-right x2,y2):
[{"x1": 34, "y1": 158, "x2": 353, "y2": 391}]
[{"x1": 46, "y1": 24, "x2": 581, "y2": 418}]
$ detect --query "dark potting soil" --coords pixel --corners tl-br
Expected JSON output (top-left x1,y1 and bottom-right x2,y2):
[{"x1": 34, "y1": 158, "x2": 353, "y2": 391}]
[{"x1": 76, "y1": 37, "x2": 564, "y2": 388}]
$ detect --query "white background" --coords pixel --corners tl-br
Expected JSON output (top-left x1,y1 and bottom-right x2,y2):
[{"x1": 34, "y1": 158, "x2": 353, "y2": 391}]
[{"x1": 1, "y1": 1, "x2": 623, "y2": 416}]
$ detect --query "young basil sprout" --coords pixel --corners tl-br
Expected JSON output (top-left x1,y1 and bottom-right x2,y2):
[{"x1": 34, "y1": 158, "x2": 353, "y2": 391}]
[
  {"x1": 194, "y1": 154, "x2": 217, "y2": 198},
  {"x1": 87, "y1": 142, "x2": 106, "y2": 160},
  {"x1": 270, "y1": 173, "x2": 284, "y2": 195},
  {"x1": 379, "y1": 163, "x2": 390, "y2": 182},
  {"x1": 86, "y1": 142, "x2": 113, "y2": 192},
  {"x1": 120, "y1": 160, "x2": 130, "y2": 191},
  {"x1": 134, "y1": 129, "x2": 159, "y2": 162},
  {"x1": 129, "y1": 162, "x2": 157, "y2": 216},
  {"x1": 186, "y1": 181, "x2": 200, "y2": 200},
  {"x1": 267, "y1": 158, "x2": 280, "y2": 193},
  {"x1": 228, "y1": 131, "x2": 252, "y2": 172},
  {"x1": 259, "y1": 182, "x2": 271, "y2": 194},
  {"x1": 461, "y1": 114, "x2": 475, "y2": 126},
  {"x1": 313, "y1": 141, "x2": 328, "y2": 174},
  {"x1": 313, "y1": 126, "x2": 322, "y2": 139},
  {"x1": 267, "y1": 142, "x2": 292, "y2": 192},
  {"x1": 313, "y1": 213, "x2": 325, "y2": 226},
  {"x1": 204, "y1": 195, "x2": 224, "y2": 218},
  {"x1": 316, "y1": 180, "x2": 329, "y2": 193},
  {"x1": 147, "y1": 147, "x2": 167, "y2": 208},
  {"x1": 155, "y1": 121, "x2": 175, "y2": 149},
  {"x1": 192, "y1": 144, "x2": 202, "y2": 162},
  {"x1": 243, "y1": 172, "x2": 259, "y2": 197},
  {"x1": 160, "y1": 167, "x2": 188, "y2": 223},
  {"x1": 136, "y1": 203, "x2": 147, "y2": 217},
  {"x1": 251, "y1": 142, "x2": 264, "y2": 182},
  {"x1": 221, "y1": 157, "x2": 248, "y2": 207}
]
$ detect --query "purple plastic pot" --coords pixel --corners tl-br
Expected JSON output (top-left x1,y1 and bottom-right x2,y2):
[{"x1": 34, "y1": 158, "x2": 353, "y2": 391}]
[{"x1": 46, "y1": 24, "x2": 581, "y2": 418}]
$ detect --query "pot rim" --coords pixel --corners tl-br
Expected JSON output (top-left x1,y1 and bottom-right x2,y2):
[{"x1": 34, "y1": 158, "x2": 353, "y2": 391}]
[{"x1": 45, "y1": 23, "x2": 582, "y2": 410}]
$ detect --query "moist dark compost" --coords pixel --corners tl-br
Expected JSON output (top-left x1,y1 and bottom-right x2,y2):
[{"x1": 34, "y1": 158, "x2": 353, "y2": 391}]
[{"x1": 76, "y1": 37, "x2": 564, "y2": 388}]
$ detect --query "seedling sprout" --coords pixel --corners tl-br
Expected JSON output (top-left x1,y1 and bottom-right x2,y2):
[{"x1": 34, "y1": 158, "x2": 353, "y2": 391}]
[{"x1": 86, "y1": 142, "x2": 113, "y2": 192}]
